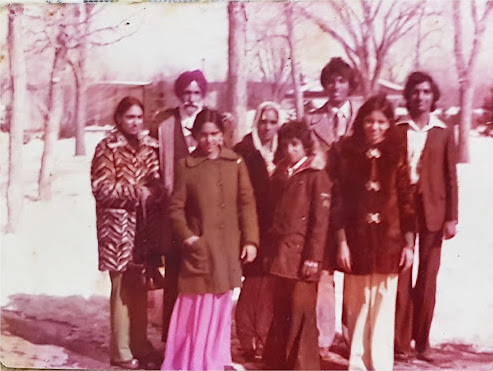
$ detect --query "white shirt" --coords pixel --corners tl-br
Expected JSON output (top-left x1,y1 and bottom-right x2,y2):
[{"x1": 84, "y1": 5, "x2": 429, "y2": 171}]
[
  {"x1": 397, "y1": 115, "x2": 447, "y2": 184},
  {"x1": 179, "y1": 105, "x2": 202, "y2": 152},
  {"x1": 328, "y1": 100, "x2": 352, "y2": 138}
]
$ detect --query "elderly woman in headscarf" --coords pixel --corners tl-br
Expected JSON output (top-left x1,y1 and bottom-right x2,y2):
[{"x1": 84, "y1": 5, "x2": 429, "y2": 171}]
[{"x1": 233, "y1": 101, "x2": 283, "y2": 360}]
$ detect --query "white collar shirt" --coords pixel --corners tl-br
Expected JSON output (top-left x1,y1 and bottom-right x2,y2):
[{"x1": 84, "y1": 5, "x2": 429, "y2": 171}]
[
  {"x1": 179, "y1": 105, "x2": 202, "y2": 152},
  {"x1": 328, "y1": 100, "x2": 352, "y2": 138},
  {"x1": 397, "y1": 115, "x2": 447, "y2": 184}
]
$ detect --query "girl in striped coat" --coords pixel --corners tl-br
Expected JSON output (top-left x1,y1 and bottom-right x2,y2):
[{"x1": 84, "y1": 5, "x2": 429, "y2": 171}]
[{"x1": 91, "y1": 97, "x2": 163, "y2": 369}]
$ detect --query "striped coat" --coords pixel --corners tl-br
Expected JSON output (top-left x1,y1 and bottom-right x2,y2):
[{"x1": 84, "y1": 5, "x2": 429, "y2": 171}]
[{"x1": 91, "y1": 128, "x2": 163, "y2": 272}]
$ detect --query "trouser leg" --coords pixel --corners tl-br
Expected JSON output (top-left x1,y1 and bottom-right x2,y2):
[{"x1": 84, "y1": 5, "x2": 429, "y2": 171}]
[
  {"x1": 235, "y1": 276, "x2": 261, "y2": 354},
  {"x1": 288, "y1": 281, "x2": 320, "y2": 370},
  {"x1": 413, "y1": 229, "x2": 442, "y2": 353},
  {"x1": 394, "y1": 265, "x2": 413, "y2": 354},
  {"x1": 162, "y1": 251, "x2": 180, "y2": 342},
  {"x1": 316, "y1": 270, "x2": 336, "y2": 349},
  {"x1": 369, "y1": 273, "x2": 398, "y2": 371},
  {"x1": 127, "y1": 274, "x2": 154, "y2": 358},
  {"x1": 109, "y1": 271, "x2": 133, "y2": 363},
  {"x1": 344, "y1": 274, "x2": 372, "y2": 371}
]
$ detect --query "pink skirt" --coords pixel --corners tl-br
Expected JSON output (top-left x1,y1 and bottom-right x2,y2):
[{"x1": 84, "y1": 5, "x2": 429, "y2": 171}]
[{"x1": 161, "y1": 290, "x2": 233, "y2": 370}]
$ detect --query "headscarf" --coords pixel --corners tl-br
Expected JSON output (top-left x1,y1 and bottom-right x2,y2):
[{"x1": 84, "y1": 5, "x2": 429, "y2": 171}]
[
  {"x1": 174, "y1": 70, "x2": 208, "y2": 97},
  {"x1": 251, "y1": 101, "x2": 283, "y2": 176}
]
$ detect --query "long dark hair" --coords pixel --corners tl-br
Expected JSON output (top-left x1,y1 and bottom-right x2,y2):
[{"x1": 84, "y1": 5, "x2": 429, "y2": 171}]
[
  {"x1": 113, "y1": 96, "x2": 144, "y2": 127},
  {"x1": 351, "y1": 94, "x2": 395, "y2": 143}
]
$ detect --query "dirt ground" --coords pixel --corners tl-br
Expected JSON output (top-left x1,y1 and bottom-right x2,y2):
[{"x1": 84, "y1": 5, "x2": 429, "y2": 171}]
[{"x1": 1, "y1": 132, "x2": 493, "y2": 370}]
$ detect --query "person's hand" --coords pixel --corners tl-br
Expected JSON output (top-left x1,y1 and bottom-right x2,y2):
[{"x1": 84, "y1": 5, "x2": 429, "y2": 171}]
[
  {"x1": 399, "y1": 246, "x2": 414, "y2": 272},
  {"x1": 140, "y1": 186, "x2": 152, "y2": 203},
  {"x1": 184, "y1": 235, "x2": 200, "y2": 247},
  {"x1": 443, "y1": 220, "x2": 457, "y2": 240},
  {"x1": 337, "y1": 240, "x2": 352, "y2": 272},
  {"x1": 301, "y1": 260, "x2": 319, "y2": 277},
  {"x1": 241, "y1": 244, "x2": 257, "y2": 263}
]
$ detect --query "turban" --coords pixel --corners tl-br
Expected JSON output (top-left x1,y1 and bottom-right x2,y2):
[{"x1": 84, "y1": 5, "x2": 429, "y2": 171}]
[{"x1": 174, "y1": 70, "x2": 208, "y2": 97}]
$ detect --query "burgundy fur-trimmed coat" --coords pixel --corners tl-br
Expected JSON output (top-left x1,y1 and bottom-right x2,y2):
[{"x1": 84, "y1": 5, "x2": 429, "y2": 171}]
[
  {"x1": 91, "y1": 128, "x2": 163, "y2": 272},
  {"x1": 329, "y1": 133, "x2": 416, "y2": 275}
]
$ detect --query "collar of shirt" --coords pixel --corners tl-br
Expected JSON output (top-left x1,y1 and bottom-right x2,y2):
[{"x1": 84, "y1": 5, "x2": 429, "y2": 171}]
[
  {"x1": 396, "y1": 114, "x2": 447, "y2": 132},
  {"x1": 287, "y1": 156, "x2": 308, "y2": 177},
  {"x1": 328, "y1": 100, "x2": 352, "y2": 119}
]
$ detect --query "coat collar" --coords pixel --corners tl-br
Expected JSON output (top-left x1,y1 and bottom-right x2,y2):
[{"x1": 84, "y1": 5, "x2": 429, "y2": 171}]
[
  {"x1": 276, "y1": 155, "x2": 323, "y2": 178},
  {"x1": 185, "y1": 147, "x2": 241, "y2": 167},
  {"x1": 396, "y1": 114, "x2": 447, "y2": 131},
  {"x1": 106, "y1": 128, "x2": 159, "y2": 150}
]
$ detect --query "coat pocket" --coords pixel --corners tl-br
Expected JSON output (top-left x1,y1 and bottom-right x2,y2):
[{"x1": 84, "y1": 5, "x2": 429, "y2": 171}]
[{"x1": 181, "y1": 237, "x2": 210, "y2": 276}]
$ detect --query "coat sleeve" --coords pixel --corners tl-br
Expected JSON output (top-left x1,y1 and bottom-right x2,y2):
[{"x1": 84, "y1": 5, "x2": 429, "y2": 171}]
[
  {"x1": 445, "y1": 127, "x2": 459, "y2": 222},
  {"x1": 304, "y1": 171, "x2": 331, "y2": 262},
  {"x1": 91, "y1": 141, "x2": 143, "y2": 210},
  {"x1": 237, "y1": 158, "x2": 260, "y2": 247},
  {"x1": 395, "y1": 151, "x2": 417, "y2": 233},
  {"x1": 168, "y1": 160, "x2": 195, "y2": 243}
]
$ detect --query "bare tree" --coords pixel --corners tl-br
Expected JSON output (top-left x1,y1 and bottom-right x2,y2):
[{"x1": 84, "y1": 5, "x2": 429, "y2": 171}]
[
  {"x1": 297, "y1": 0, "x2": 436, "y2": 97},
  {"x1": 24, "y1": 4, "x2": 142, "y2": 200},
  {"x1": 6, "y1": 4, "x2": 29, "y2": 233},
  {"x1": 227, "y1": 1, "x2": 248, "y2": 144},
  {"x1": 285, "y1": 2, "x2": 304, "y2": 118},
  {"x1": 453, "y1": 0, "x2": 493, "y2": 163}
]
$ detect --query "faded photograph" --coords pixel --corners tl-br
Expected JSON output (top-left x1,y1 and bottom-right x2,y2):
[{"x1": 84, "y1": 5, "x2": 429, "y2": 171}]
[{"x1": 1, "y1": 1, "x2": 493, "y2": 370}]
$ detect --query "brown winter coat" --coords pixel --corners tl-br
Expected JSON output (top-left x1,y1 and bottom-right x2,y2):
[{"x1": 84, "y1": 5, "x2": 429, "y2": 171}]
[
  {"x1": 266, "y1": 156, "x2": 332, "y2": 282},
  {"x1": 329, "y1": 133, "x2": 416, "y2": 275},
  {"x1": 91, "y1": 128, "x2": 164, "y2": 272},
  {"x1": 168, "y1": 148, "x2": 260, "y2": 294}
]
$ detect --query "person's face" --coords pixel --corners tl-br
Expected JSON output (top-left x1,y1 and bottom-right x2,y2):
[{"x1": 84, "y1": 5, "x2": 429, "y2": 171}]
[
  {"x1": 408, "y1": 81, "x2": 434, "y2": 115},
  {"x1": 118, "y1": 104, "x2": 144, "y2": 137},
  {"x1": 363, "y1": 109, "x2": 390, "y2": 145},
  {"x1": 285, "y1": 138, "x2": 307, "y2": 166},
  {"x1": 180, "y1": 81, "x2": 204, "y2": 115},
  {"x1": 196, "y1": 122, "x2": 223, "y2": 158},
  {"x1": 324, "y1": 73, "x2": 350, "y2": 106},
  {"x1": 257, "y1": 108, "x2": 279, "y2": 144}
]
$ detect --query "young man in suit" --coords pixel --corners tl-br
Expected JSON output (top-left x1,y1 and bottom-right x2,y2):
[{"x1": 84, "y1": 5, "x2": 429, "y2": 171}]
[
  {"x1": 394, "y1": 71, "x2": 459, "y2": 362},
  {"x1": 305, "y1": 57, "x2": 358, "y2": 359},
  {"x1": 149, "y1": 70, "x2": 208, "y2": 342}
]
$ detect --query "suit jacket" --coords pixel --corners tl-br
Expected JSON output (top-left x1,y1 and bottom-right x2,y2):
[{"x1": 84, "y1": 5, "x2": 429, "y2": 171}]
[
  {"x1": 149, "y1": 107, "x2": 190, "y2": 196},
  {"x1": 393, "y1": 119, "x2": 459, "y2": 232}
]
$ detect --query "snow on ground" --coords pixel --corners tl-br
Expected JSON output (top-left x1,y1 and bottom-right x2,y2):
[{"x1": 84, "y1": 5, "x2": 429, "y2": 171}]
[{"x1": 1, "y1": 132, "x2": 493, "y2": 359}]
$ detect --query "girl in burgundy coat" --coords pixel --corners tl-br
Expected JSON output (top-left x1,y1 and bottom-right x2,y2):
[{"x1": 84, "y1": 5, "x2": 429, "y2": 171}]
[
  {"x1": 329, "y1": 95, "x2": 416, "y2": 370},
  {"x1": 263, "y1": 122, "x2": 331, "y2": 370}
]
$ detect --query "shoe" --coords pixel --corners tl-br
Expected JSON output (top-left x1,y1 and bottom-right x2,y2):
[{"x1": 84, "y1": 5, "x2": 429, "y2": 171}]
[
  {"x1": 138, "y1": 352, "x2": 163, "y2": 370},
  {"x1": 394, "y1": 351, "x2": 411, "y2": 362},
  {"x1": 111, "y1": 358, "x2": 140, "y2": 370},
  {"x1": 416, "y1": 350, "x2": 435, "y2": 363},
  {"x1": 320, "y1": 346, "x2": 331, "y2": 359}
]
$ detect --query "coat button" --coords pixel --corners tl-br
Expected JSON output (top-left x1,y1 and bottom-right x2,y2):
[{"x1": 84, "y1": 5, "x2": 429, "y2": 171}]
[
  {"x1": 220, "y1": 224, "x2": 225, "y2": 229},
  {"x1": 220, "y1": 203, "x2": 226, "y2": 208},
  {"x1": 218, "y1": 181, "x2": 224, "y2": 186},
  {"x1": 301, "y1": 216, "x2": 307, "y2": 221}
]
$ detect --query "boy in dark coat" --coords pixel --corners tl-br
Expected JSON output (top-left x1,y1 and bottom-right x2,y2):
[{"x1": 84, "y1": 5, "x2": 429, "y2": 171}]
[{"x1": 263, "y1": 122, "x2": 331, "y2": 370}]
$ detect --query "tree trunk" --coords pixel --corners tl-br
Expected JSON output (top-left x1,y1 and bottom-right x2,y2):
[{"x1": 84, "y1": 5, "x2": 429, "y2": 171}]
[
  {"x1": 458, "y1": 82, "x2": 473, "y2": 163},
  {"x1": 75, "y1": 4, "x2": 88, "y2": 156},
  {"x1": 6, "y1": 5, "x2": 28, "y2": 233},
  {"x1": 285, "y1": 3, "x2": 304, "y2": 119},
  {"x1": 38, "y1": 44, "x2": 67, "y2": 201},
  {"x1": 227, "y1": 1, "x2": 248, "y2": 146}
]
